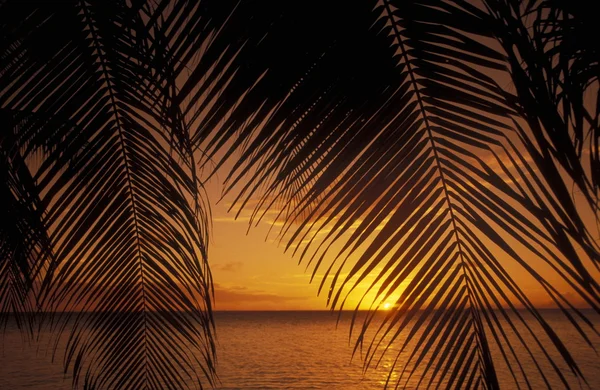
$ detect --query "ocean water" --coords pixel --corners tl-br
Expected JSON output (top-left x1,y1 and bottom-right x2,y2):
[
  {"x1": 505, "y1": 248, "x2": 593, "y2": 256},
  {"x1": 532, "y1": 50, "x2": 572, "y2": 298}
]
[{"x1": 1, "y1": 310, "x2": 598, "y2": 389}]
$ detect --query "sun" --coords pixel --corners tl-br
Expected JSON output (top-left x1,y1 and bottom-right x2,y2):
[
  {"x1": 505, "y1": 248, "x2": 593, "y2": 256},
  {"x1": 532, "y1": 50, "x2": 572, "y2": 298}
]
[{"x1": 383, "y1": 302, "x2": 392, "y2": 310}]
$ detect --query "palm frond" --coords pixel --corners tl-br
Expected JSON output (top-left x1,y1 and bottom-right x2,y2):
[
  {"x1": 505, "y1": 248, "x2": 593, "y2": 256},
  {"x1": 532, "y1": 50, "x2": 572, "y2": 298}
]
[
  {"x1": 0, "y1": 111, "x2": 51, "y2": 333},
  {"x1": 1, "y1": 1, "x2": 214, "y2": 388},
  {"x1": 485, "y1": 0, "x2": 600, "y2": 207},
  {"x1": 2, "y1": 0, "x2": 599, "y2": 389},
  {"x1": 213, "y1": 1, "x2": 600, "y2": 388}
]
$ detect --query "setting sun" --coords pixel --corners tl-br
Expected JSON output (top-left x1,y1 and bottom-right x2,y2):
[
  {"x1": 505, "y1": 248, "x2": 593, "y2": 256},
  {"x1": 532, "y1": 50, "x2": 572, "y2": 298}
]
[{"x1": 383, "y1": 303, "x2": 392, "y2": 310}]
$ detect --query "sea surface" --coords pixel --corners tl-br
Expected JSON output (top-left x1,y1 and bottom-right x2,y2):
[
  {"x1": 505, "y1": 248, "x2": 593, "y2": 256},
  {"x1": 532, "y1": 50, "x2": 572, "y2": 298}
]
[{"x1": 1, "y1": 310, "x2": 599, "y2": 389}]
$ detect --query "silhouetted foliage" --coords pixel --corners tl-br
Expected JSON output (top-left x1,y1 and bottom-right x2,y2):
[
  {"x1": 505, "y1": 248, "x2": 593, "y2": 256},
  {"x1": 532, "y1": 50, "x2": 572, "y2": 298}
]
[{"x1": 1, "y1": 0, "x2": 598, "y2": 389}]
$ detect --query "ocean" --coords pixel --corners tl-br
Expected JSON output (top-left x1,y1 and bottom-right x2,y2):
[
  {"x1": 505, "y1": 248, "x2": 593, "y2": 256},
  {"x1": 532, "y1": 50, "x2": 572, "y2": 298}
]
[{"x1": 1, "y1": 310, "x2": 598, "y2": 389}]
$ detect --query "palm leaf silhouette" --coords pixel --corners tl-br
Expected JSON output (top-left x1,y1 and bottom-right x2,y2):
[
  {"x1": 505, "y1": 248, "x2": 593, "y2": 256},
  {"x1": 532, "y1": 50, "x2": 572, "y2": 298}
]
[
  {"x1": 1, "y1": 1, "x2": 215, "y2": 388},
  {"x1": 1, "y1": 111, "x2": 53, "y2": 333},
  {"x1": 487, "y1": 0, "x2": 600, "y2": 203},
  {"x1": 207, "y1": 1, "x2": 600, "y2": 388},
  {"x1": 1, "y1": 0, "x2": 598, "y2": 389}
]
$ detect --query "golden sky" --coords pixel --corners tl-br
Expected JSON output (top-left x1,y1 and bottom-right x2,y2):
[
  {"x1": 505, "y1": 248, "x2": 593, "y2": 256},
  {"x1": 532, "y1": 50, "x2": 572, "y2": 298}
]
[
  {"x1": 206, "y1": 177, "x2": 324, "y2": 311},
  {"x1": 204, "y1": 170, "x2": 597, "y2": 311},
  {"x1": 191, "y1": 54, "x2": 600, "y2": 312}
]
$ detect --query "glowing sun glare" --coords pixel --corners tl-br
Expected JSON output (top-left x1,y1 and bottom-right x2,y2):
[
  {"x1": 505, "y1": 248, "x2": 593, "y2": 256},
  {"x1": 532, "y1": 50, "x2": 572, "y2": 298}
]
[{"x1": 383, "y1": 303, "x2": 391, "y2": 310}]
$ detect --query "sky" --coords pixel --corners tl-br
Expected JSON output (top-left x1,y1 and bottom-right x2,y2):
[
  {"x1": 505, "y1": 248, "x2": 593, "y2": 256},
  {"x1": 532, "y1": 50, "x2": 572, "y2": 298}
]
[
  {"x1": 205, "y1": 173, "x2": 325, "y2": 311},
  {"x1": 160, "y1": 2, "x2": 600, "y2": 312},
  {"x1": 196, "y1": 113, "x2": 600, "y2": 312},
  {"x1": 201, "y1": 149, "x2": 413, "y2": 311},
  {"x1": 203, "y1": 166, "x2": 597, "y2": 311}
]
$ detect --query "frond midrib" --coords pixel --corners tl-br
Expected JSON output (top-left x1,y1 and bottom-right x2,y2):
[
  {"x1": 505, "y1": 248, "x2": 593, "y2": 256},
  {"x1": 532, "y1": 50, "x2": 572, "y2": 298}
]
[
  {"x1": 382, "y1": 0, "x2": 499, "y2": 387},
  {"x1": 80, "y1": 2, "x2": 150, "y2": 386}
]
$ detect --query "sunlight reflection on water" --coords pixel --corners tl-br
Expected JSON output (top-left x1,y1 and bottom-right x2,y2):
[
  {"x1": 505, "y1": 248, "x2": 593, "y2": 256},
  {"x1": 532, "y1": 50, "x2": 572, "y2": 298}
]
[{"x1": 0, "y1": 310, "x2": 598, "y2": 389}]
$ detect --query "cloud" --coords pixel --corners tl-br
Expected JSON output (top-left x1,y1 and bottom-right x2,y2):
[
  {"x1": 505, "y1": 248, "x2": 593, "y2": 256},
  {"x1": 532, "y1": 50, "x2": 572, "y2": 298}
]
[
  {"x1": 212, "y1": 215, "x2": 251, "y2": 223},
  {"x1": 213, "y1": 283, "x2": 305, "y2": 307},
  {"x1": 212, "y1": 261, "x2": 243, "y2": 273}
]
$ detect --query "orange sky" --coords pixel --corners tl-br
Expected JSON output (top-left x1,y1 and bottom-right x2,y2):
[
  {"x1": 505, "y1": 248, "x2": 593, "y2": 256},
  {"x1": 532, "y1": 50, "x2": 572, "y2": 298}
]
[
  {"x1": 206, "y1": 176, "x2": 324, "y2": 311},
  {"x1": 192, "y1": 70, "x2": 600, "y2": 312},
  {"x1": 204, "y1": 168, "x2": 598, "y2": 311},
  {"x1": 186, "y1": 27, "x2": 600, "y2": 312}
]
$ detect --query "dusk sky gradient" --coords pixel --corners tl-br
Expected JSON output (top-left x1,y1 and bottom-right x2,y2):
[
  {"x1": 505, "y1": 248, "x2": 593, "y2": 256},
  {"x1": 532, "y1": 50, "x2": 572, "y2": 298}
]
[{"x1": 205, "y1": 164, "x2": 598, "y2": 311}]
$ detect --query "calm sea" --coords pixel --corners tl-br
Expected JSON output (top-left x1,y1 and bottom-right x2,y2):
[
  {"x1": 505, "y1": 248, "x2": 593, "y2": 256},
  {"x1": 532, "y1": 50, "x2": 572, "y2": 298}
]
[{"x1": 1, "y1": 310, "x2": 598, "y2": 389}]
